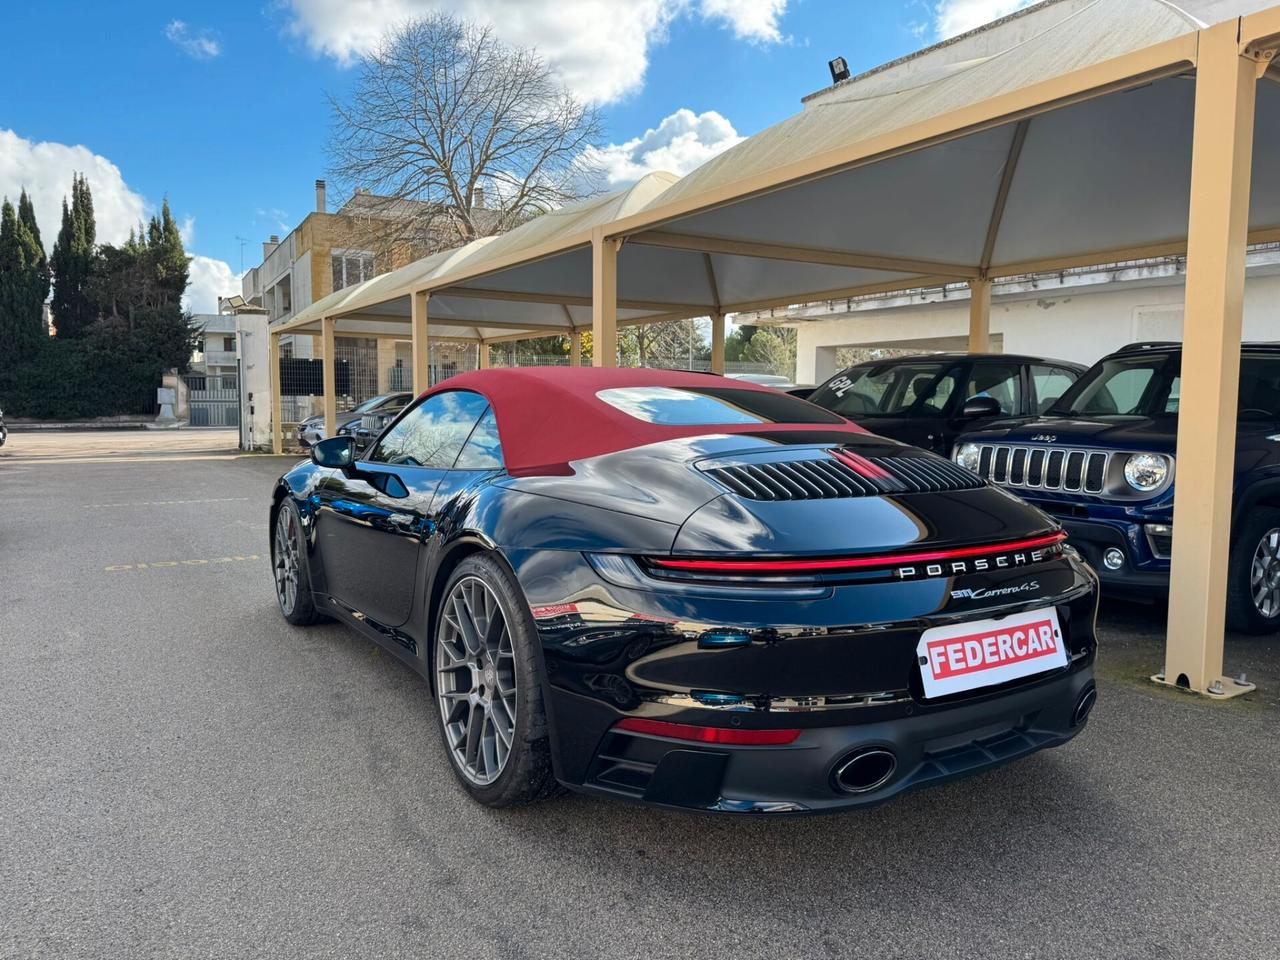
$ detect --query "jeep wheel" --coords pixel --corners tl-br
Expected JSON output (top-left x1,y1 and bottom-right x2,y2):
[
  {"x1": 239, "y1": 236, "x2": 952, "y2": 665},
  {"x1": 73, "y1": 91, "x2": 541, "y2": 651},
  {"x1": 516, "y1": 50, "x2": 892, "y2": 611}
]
[{"x1": 1227, "y1": 508, "x2": 1280, "y2": 634}]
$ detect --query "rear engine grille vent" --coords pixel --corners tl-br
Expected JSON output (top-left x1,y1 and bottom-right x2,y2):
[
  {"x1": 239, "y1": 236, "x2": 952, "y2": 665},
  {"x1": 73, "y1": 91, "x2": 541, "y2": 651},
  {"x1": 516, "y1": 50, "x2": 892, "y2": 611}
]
[
  {"x1": 975, "y1": 444, "x2": 1109, "y2": 494},
  {"x1": 704, "y1": 453, "x2": 984, "y2": 501}
]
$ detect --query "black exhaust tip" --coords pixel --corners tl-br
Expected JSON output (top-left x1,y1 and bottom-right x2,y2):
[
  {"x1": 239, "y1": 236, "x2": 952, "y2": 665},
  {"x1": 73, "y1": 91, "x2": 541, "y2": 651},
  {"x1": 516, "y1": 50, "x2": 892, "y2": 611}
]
[
  {"x1": 833, "y1": 747, "x2": 897, "y2": 794},
  {"x1": 1072, "y1": 684, "x2": 1097, "y2": 727}
]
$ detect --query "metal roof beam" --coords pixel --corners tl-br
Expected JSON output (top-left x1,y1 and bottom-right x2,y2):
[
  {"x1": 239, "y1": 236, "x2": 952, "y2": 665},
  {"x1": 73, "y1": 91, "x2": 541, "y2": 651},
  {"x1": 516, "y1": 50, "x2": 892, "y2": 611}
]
[
  {"x1": 435, "y1": 285, "x2": 708, "y2": 314},
  {"x1": 979, "y1": 118, "x2": 1031, "y2": 275},
  {"x1": 628, "y1": 230, "x2": 979, "y2": 279}
]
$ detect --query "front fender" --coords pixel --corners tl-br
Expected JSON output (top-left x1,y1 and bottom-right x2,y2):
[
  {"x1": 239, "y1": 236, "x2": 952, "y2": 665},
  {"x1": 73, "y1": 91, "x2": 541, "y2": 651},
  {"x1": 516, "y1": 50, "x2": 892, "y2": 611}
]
[{"x1": 1232, "y1": 469, "x2": 1280, "y2": 530}]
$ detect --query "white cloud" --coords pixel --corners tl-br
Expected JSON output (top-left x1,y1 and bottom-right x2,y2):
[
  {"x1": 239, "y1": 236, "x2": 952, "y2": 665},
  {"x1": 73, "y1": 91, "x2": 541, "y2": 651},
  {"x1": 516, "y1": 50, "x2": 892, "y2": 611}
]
[
  {"x1": 0, "y1": 129, "x2": 240, "y2": 317},
  {"x1": 0, "y1": 129, "x2": 148, "y2": 251},
  {"x1": 699, "y1": 0, "x2": 786, "y2": 42},
  {"x1": 179, "y1": 215, "x2": 196, "y2": 247},
  {"x1": 933, "y1": 0, "x2": 1035, "y2": 39},
  {"x1": 186, "y1": 256, "x2": 244, "y2": 315},
  {"x1": 584, "y1": 108, "x2": 744, "y2": 187},
  {"x1": 283, "y1": 0, "x2": 787, "y2": 104},
  {"x1": 165, "y1": 20, "x2": 221, "y2": 60}
]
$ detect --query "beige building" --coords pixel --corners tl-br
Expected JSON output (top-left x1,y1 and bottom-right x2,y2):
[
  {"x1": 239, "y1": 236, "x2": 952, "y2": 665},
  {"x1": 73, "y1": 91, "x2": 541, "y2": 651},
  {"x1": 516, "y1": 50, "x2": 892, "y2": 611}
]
[{"x1": 240, "y1": 180, "x2": 475, "y2": 415}]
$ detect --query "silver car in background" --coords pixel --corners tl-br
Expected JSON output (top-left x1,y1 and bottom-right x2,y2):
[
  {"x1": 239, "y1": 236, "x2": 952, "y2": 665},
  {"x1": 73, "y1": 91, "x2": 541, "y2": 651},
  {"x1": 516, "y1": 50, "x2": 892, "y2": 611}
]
[{"x1": 297, "y1": 392, "x2": 411, "y2": 447}]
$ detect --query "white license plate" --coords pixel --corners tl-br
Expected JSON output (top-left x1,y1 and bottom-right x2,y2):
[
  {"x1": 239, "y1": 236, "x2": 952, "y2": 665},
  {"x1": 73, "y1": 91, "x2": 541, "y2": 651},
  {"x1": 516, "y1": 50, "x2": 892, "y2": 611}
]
[{"x1": 917, "y1": 607, "x2": 1067, "y2": 699}]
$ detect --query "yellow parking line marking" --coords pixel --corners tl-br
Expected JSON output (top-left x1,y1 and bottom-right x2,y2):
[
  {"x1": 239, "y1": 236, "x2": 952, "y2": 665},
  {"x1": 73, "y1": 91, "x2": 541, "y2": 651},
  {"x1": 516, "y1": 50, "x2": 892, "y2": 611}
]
[{"x1": 105, "y1": 555, "x2": 262, "y2": 572}]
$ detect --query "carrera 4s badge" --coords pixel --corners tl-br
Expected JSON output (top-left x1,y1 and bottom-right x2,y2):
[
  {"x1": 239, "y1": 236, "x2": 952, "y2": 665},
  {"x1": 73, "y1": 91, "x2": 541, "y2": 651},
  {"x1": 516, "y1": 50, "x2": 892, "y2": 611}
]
[{"x1": 951, "y1": 580, "x2": 1041, "y2": 601}]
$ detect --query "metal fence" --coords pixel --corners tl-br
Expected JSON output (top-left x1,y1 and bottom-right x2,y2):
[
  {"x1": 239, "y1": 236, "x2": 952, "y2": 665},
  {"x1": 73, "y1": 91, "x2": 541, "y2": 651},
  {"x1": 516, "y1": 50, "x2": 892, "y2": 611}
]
[
  {"x1": 185, "y1": 373, "x2": 240, "y2": 427},
  {"x1": 278, "y1": 343, "x2": 789, "y2": 437}
]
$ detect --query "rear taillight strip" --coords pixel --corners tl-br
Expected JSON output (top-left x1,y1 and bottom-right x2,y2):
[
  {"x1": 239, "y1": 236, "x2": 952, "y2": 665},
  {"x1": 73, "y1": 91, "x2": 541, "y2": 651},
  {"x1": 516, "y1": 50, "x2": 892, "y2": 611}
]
[
  {"x1": 648, "y1": 531, "x2": 1066, "y2": 575},
  {"x1": 615, "y1": 717, "x2": 801, "y2": 745}
]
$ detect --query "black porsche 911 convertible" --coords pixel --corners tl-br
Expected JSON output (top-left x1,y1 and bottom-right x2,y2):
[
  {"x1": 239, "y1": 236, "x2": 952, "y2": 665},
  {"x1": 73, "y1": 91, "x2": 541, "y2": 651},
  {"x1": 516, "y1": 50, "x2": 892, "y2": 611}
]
[{"x1": 269, "y1": 368, "x2": 1098, "y2": 814}]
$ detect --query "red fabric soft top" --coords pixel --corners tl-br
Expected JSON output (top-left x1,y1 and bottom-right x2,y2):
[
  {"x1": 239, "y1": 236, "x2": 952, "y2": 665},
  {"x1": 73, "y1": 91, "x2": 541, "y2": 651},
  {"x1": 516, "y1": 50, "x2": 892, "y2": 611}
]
[{"x1": 418, "y1": 367, "x2": 867, "y2": 474}]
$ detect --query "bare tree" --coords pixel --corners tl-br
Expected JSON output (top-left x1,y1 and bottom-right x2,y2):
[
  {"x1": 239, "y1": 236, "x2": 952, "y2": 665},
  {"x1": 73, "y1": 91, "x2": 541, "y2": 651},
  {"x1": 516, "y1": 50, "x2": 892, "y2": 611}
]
[{"x1": 327, "y1": 15, "x2": 604, "y2": 255}]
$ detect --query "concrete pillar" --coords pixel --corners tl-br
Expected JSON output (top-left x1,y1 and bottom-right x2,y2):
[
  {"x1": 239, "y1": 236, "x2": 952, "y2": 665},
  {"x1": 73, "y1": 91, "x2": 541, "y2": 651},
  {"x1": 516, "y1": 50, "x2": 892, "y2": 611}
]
[
  {"x1": 710, "y1": 313, "x2": 726, "y2": 375},
  {"x1": 967, "y1": 278, "x2": 991, "y2": 353},
  {"x1": 592, "y1": 229, "x2": 618, "y2": 368},
  {"x1": 375, "y1": 338, "x2": 398, "y2": 392},
  {"x1": 1162, "y1": 20, "x2": 1257, "y2": 698},
  {"x1": 269, "y1": 330, "x2": 283, "y2": 455},
  {"x1": 411, "y1": 291, "x2": 430, "y2": 394},
  {"x1": 570, "y1": 332, "x2": 581, "y2": 367},
  {"x1": 321, "y1": 316, "x2": 337, "y2": 439},
  {"x1": 478, "y1": 342, "x2": 490, "y2": 370}
]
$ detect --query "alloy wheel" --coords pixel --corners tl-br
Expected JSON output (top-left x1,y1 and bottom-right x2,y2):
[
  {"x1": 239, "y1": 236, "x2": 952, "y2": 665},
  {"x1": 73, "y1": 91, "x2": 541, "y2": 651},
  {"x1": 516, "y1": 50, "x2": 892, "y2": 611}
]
[
  {"x1": 1249, "y1": 527, "x2": 1280, "y2": 619},
  {"x1": 436, "y1": 576, "x2": 518, "y2": 785},
  {"x1": 273, "y1": 507, "x2": 300, "y2": 615}
]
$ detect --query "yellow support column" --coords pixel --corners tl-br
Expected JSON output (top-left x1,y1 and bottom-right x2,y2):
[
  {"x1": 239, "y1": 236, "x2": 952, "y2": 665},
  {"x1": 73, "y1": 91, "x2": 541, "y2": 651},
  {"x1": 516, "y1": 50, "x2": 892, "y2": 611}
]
[
  {"x1": 478, "y1": 341, "x2": 490, "y2": 370},
  {"x1": 569, "y1": 332, "x2": 581, "y2": 367},
  {"x1": 411, "y1": 291, "x2": 430, "y2": 394},
  {"x1": 269, "y1": 330, "x2": 283, "y2": 455},
  {"x1": 710, "y1": 313, "x2": 726, "y2": 375},
  {"x1": 321, "y1": 316, "x2": 337, "y2": 439},
  {"x1": 592, "y1": 228, "x2": 618, "y2": 368},
  {"x1": 967, "y1": 278, "x2": 991, "y2": 353},
  {"x1": 1159, "y1": 20, "x2": 1258, "y2": 699}
]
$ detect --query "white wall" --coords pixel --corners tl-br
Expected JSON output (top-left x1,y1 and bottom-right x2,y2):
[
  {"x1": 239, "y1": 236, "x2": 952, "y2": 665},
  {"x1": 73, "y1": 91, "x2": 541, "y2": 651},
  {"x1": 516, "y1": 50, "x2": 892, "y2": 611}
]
[
  {"x1": 795, "y1": 269, "x2": 1280, "y2": 385},
  {"x1": 235, "y1": 312, "x2": 273, "y2": 451}
]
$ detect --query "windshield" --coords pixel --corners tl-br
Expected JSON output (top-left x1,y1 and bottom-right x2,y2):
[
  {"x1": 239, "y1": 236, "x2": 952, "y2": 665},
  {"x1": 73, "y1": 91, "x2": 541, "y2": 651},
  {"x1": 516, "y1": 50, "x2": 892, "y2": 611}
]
[
  {"x1": 808, "y1": 361, "x2": 958, "y2": 418},
  {"x1": 595, "y1": 386, "x2": 842, "y2": 425},
  {"x1": 1049, "y1": 354, "x2": 1180, "y2": 418},
  {"x1": 354, "y1": 393, "x2": 395, "y2": 413}
]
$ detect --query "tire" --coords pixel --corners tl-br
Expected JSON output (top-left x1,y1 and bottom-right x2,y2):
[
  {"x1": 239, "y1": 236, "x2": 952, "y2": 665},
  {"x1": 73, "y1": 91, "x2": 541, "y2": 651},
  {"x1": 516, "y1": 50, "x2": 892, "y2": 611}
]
[
  {"x1": 432, "y1": 554, "x2": 559, "y2": 806},
  {"x1": 1226, "y1": 507, "x2": 1280, "y2": 634},
  {"x1": 271, "y1": 499, "x2": 324, "y2": 626}
]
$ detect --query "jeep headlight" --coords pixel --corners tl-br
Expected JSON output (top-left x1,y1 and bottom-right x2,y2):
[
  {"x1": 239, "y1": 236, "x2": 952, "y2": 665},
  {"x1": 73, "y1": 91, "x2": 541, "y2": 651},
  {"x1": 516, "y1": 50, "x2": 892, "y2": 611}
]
[
  {"x1": 1123, "y1": 452, "x2": 1169, "y2": 491},
  {"x1": 954, "y1": 442, "x2": 982, "y2": 473}
]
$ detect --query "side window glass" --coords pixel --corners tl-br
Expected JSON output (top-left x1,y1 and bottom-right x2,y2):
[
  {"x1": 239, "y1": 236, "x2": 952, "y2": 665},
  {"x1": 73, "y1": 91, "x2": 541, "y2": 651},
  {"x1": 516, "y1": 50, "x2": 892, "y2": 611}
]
[
  {"x1": 1090, "y1": 369, "x2": 1151, "y2": 415},
  {"x1": 1237, "y1": 360, "x2": 1280, "y2": 419},
  {"x1": 964, "y1": 363, "x2": 1022, "y2": 416},
  {"x1": 454, "y1": 408, "x2": 504, "y2": 470},
  {"x1": 369, "y1": 391, "x2": 488, "y2": 468},
  {"x1": 905, "y1": 371, "x2": 957, "y2": 417},
  {"x1": 1032, "y1": 365, "x2": 1078, "y2": 414}
]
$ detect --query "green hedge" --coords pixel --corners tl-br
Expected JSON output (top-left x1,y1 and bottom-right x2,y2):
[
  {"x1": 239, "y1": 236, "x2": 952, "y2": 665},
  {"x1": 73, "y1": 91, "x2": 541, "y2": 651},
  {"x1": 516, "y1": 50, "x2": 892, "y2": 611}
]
[{"x1": 0, "y1": 327, "x2": 162, "y2": 419}]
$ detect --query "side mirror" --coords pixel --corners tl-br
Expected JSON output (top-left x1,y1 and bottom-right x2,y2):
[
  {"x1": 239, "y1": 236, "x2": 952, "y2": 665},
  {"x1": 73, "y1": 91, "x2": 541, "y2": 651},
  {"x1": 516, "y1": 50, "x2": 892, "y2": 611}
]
[
  {"x1": 312, "y1": 436, "x2": 357, "y2": 470},
  {"x1": 960, "y1": 395, "x2": 1002, "y2": 419},
  {"x1": 788, "y1": 387, "x2": 815, "y2": 400}
]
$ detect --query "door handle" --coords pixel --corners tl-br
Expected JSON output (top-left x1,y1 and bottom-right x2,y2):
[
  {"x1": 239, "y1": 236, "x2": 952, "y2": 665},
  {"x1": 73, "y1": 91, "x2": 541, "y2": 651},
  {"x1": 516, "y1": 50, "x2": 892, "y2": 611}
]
[{"x1": 386, "y1": 512, "x2": 429, "y2": 536}]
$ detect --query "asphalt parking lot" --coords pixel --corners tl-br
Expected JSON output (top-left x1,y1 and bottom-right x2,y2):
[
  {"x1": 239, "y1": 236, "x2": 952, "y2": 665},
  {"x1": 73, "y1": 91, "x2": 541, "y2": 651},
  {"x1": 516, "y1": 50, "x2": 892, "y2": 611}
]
[{"x1": 2, "y1": 432, "x2": 1279, "y2": 959}]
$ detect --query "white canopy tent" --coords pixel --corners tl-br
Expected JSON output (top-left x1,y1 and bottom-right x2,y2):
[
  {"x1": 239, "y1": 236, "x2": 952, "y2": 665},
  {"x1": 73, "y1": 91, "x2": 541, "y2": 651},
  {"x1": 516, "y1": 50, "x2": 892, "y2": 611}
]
[{"x1": 270, "y1": 0, "x2": 1280, "y2": 699}]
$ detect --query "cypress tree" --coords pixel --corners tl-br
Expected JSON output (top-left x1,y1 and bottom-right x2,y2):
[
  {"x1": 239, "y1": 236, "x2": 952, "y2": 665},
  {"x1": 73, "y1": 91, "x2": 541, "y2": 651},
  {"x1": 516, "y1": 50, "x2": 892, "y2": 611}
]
[
  {"x1": 50, "y1": 173, "x2": 97, "y2": 338},
  {"x1": 17, "y1": 189, "x2": 50, "y2": 324},
  {"x1": 152, "y1": 199, "x2": 189, "y2": 307},
  {"x1": 0, "y1": 198, "x2": 47, "y2": 356}
]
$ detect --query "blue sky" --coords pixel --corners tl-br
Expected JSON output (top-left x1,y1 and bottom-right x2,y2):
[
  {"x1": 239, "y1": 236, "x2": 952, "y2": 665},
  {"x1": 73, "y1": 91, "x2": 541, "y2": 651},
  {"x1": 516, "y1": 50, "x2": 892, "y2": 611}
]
[{"x1": 0, "y1": 0, "x2": 1026, "y2": 311}]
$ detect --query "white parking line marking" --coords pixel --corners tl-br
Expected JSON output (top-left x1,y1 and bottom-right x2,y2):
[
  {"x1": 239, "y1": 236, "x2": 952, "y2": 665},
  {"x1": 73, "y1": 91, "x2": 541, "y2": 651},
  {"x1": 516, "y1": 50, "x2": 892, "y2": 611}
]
[
  {"x1": 87, "y1": 497, "x2": 252, "y2": 508},
  {"x1": 105, "y1": 554, "x2": 262, "y2": 572}
]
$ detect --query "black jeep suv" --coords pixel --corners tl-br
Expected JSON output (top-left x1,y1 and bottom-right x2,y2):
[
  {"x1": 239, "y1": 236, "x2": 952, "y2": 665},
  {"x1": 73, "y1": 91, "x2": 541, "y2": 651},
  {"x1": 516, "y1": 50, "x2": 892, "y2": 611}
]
[
  {"x1": 806, "y1": 353, "x2": 1085, "y2": 455},
  {"x1": 954, "y1": 342, "x2": 1280, "y2": 632}
]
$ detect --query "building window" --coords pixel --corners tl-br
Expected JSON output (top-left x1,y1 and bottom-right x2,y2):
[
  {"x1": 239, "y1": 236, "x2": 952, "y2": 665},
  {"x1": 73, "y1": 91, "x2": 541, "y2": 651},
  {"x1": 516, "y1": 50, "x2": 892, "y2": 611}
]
[
  {"x1": 222, "y1": 335, "x2": 236, "y2": 352},
  {"x1": 332, "y1": 250, "x2": 375, "y2": 291}
]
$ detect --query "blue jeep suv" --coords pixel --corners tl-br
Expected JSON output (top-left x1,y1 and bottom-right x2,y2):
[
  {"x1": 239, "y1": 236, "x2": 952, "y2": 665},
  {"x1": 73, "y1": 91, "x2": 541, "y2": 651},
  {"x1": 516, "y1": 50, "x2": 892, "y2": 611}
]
[{"x1": 954, "y1": 341, "x2": 1280, "y2": 633}]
